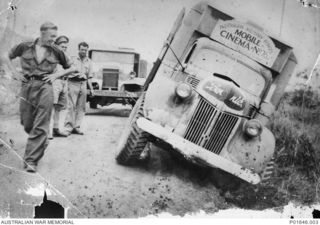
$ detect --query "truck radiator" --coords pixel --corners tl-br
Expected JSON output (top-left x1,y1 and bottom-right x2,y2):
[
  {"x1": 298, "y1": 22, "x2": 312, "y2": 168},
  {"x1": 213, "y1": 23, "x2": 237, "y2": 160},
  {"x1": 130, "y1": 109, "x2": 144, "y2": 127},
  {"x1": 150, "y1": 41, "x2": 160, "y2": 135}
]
[
  {"x1": 102, "y1": 68, "x2": 119, "y2": 90},
  {"x1": 184, "y1": 97, "x2": 239, "y2": 154}
]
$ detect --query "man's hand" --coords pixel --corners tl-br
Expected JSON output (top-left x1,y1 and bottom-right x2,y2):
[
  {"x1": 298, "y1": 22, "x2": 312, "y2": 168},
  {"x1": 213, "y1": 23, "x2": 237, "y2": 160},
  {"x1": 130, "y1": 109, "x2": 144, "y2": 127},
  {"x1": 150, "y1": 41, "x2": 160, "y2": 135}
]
[{"x1": 42, "y1": 73, "x2": 60, "y2": 83}]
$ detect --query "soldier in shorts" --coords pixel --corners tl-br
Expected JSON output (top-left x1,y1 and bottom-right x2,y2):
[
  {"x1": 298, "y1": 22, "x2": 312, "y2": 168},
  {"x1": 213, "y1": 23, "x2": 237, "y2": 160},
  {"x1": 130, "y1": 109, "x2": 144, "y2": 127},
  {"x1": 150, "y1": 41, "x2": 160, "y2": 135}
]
[{"x1": 49, "y1": 35, "x2": 72, "y2": 139}]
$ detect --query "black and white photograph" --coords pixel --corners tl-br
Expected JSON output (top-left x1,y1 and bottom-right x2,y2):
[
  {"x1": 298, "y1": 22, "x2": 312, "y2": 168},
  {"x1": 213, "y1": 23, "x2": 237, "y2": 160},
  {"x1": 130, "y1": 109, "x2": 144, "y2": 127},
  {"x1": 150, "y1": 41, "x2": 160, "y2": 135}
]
[{"x1": 0, "y1": 0, "x2": 320, "y2": 221}]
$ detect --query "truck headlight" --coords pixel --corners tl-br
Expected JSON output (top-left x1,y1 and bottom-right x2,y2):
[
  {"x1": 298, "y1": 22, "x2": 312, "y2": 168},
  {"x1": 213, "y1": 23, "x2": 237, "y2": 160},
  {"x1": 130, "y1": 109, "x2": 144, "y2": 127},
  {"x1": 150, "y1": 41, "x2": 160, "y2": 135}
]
[
  {"x1": 175, "y1": 83, "x2": 192, "y2": 99},
  {"x1": 243, "y1": 119, "x2": 263, "y2": 138}
]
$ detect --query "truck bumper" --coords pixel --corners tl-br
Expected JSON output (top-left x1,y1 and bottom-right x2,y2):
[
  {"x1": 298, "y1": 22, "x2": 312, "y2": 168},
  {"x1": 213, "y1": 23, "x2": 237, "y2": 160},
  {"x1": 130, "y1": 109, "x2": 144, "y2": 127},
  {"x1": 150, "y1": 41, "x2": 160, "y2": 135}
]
[
  {"x1": 90, "y1": 90, "x2": 142, "y2": 98},
  {"x1": 136, "y1": 117, "x2": 261, "y2": 185}
]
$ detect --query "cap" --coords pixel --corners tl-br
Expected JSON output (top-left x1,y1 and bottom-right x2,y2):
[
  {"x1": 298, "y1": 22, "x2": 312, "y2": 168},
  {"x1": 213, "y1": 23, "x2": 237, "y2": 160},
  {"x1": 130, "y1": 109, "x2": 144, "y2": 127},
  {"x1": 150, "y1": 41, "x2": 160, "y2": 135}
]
[
  {"x1": 55, "y1": 35, "x2": 69, "y2": 45},
  {"x1": 40, "y1": 22, "x2": 57, "y2": 31}
]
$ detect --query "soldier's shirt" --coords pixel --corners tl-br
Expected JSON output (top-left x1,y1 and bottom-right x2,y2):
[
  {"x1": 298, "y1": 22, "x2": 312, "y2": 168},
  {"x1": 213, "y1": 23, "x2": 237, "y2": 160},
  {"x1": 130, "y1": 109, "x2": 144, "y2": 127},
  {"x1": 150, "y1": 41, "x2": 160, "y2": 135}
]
[
  {"x1": 68, "y1": 56, "x2": 93, "y2": 80},
  {"x1": 9, "y1": 38, "x2": 70, "y2": 77}
]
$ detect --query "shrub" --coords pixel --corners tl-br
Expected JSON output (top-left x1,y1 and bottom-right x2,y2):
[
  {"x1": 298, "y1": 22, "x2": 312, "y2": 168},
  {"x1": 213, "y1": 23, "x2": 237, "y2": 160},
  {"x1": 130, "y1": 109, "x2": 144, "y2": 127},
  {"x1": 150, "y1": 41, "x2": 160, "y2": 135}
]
[
  {"x1": 289, "y1": 86, "x2": 320, "y2": 109},
  {"x1": 260, "y1": 88, "x2": 320, "y2": 206}
]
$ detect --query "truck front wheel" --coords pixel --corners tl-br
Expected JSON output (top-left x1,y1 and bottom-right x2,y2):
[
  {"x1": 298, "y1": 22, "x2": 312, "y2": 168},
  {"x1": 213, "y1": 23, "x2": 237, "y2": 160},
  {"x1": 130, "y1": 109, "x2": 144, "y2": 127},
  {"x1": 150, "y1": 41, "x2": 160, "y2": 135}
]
[
  {"x1": 89, "y1": 98, "x2": 98, "y2": 109},
  {"x1": 116, "y1": 93, "x2": 150, "y2": 165}
]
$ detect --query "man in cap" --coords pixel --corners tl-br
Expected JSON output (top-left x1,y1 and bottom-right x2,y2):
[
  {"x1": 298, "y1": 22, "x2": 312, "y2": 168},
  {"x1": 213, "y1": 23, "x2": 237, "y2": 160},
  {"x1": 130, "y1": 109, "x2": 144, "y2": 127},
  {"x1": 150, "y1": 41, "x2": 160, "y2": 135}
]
[
  {"x1": 48, "y1": 35, "x2": 72, "y2": 139},
  {"x1": 64, "y1": 41, "x2": 94, "y2": 135},
  {"x1": 6, "y1": 22, "x2": 71, "y2": 172}
]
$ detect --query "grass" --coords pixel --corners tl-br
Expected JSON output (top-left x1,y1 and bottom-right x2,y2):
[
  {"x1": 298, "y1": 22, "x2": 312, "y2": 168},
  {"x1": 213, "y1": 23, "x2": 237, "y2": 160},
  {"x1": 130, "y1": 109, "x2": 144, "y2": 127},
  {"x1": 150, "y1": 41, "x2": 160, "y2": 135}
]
[
  {"x1": 226, "y1": 86, "x2": 320, "y2": 209},
  {"x1": 268, "y1": 87, "x2": 320, "y2": 205}
]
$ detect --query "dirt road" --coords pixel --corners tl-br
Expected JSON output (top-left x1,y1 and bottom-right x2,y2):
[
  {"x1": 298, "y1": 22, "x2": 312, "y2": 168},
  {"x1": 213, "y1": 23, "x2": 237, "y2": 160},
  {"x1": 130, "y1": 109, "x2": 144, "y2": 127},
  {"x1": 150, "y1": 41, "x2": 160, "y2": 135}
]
[{"x1": 0, "y1": 104, "x2": 228, "y2": 218}]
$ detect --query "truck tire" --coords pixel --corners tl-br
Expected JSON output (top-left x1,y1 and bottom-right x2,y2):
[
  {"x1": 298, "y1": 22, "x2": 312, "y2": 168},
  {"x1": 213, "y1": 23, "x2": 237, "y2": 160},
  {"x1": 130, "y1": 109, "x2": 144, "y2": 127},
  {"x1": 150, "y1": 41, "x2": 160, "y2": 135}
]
[
  {"x1": 89, "y1": 98, "x2": 98, "y2": 109},
  {"x1": 116, "y1": 93, "x2": 150, "y2": 165},
  {"x1": 260, "y1": 159, "x2": 275, "y2": 185},
  {"x1": 210, "y1": 169, "x2": 242, "y2": 191},
  {"x1": 129, "y1": 98, "x2": 138, "y2": 108}
]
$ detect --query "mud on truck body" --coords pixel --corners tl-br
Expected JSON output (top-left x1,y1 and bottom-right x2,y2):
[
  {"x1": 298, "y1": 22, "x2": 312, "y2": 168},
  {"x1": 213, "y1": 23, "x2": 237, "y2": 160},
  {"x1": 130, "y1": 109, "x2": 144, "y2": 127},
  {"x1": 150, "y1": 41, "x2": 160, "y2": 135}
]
[
  {"x1": 87, "y1": 48, "x2": 147, "y2": 108},
  {"x1": 116, "y1": 2, "x2": 297, "y2": 185}
]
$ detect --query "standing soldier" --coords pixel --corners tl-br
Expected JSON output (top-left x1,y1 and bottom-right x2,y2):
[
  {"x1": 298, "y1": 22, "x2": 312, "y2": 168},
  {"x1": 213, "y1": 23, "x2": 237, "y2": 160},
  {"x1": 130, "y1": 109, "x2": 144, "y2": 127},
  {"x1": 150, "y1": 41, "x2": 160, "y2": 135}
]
[
  {"x1": 64, "y1": 42, "x2": 94, "y2": 135},
  {"x1": 6, "y1": 22, "x2": 70, "y2": 172},
  {"x1": 49, "y1": 35, "x2": 72, "y2": 139}
]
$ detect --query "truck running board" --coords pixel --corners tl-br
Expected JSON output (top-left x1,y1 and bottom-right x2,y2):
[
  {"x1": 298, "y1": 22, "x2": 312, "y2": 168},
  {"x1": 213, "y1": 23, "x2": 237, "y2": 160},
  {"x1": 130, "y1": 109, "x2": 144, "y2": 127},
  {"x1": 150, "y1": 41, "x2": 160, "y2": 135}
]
[{"x1": 136, "y1": 117, "x2": 261, "y2": 185}]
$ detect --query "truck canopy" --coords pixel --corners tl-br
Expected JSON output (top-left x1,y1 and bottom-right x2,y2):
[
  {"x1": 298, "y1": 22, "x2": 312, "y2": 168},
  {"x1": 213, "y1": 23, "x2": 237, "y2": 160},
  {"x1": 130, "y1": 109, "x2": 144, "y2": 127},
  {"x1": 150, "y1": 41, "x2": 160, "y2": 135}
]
[{"x1": 168, "y1": 1, "x2": 297, "y2": 75}]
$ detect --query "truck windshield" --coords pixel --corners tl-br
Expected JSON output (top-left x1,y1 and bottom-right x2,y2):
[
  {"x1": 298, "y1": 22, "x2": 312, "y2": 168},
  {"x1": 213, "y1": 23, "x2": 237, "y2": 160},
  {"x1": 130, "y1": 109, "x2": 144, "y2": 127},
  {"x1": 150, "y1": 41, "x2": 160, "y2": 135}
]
[
  {"x1": 190, "y1": 49, "x2": 266, "y2": 96},
  {"x1": 91, "y1": 51, "x2": 135, "y2": 64},
  {"x1": 91, "y1": 51, "x2": 136, "y2": 75}
]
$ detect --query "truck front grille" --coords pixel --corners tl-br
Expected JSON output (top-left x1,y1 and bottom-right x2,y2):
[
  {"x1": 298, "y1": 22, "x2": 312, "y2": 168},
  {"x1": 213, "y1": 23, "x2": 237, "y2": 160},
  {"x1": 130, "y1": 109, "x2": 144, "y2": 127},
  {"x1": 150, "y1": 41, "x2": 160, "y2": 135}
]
[
  {"x1": 184, "y1": 97, "x2": 239, "y2": 154},
  {"x1": 102, "y1": 68, "x2": 119, "y2": 90}
]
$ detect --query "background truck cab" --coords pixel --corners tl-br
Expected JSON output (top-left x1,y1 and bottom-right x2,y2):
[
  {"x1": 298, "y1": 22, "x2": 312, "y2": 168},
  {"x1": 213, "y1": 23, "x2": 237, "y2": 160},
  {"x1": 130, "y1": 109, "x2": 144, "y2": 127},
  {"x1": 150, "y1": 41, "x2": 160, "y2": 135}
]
[
  {"x1": 115, "y1": 2, "x2": 297, "y2": 185},
  {"x1": 87, "y1": 48, "x2": 147, "y2": 108}
]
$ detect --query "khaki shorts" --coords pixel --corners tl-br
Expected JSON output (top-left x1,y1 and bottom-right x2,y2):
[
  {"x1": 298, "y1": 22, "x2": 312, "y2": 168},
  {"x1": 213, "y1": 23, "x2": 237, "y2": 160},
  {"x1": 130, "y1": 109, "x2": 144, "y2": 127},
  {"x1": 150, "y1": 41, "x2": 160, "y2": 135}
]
[{"x1": 52, "y1": 79, "x2": 67, "y2": 109}]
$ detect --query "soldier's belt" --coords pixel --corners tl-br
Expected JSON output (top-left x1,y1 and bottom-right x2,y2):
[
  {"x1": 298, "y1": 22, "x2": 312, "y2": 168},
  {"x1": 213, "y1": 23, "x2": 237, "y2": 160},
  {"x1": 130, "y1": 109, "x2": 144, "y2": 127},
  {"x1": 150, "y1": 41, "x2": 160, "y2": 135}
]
[
  {"x1": 24, "y1": 75, "x2": 45, "y2": 81},
  {"x1": 69, "y1": 77, "x2": 86, "y2": 82}
]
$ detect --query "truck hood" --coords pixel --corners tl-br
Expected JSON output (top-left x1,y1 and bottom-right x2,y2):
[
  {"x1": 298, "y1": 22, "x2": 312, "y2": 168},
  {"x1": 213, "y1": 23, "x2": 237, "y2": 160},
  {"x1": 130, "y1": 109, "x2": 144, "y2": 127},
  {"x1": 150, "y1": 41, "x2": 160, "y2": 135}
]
[{"x1": 197, "y1": 77, "x2": 260, "y2": 111}]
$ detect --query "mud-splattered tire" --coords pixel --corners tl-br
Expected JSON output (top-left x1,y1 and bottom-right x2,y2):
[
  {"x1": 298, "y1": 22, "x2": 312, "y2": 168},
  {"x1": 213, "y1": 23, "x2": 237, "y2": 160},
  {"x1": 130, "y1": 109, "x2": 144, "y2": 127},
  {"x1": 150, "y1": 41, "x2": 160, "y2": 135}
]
[
  {"x1": 116, "y1": 94, "x2": 150, "y2": 165},
  {"x1": 260, "y1": 159, "x2": 275, "y2": 185},
  {"x1": 210, "y1": 169, "x2": 242, "y2": 191}
]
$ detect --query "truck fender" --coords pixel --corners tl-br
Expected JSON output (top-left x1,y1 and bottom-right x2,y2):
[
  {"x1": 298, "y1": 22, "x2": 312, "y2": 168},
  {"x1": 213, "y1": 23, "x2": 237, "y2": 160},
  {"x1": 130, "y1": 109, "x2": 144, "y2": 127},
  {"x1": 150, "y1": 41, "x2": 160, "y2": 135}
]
[{"x1": 225, "y1": 127, "x2": 275, "y2": 174}]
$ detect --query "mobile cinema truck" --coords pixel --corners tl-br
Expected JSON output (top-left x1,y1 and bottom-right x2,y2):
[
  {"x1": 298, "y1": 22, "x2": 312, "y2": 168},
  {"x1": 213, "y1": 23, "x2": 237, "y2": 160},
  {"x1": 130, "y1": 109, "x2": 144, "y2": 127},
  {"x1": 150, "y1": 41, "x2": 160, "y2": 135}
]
[{"x1": 116, "y1": 2, "x2": 297, "y2": 185}]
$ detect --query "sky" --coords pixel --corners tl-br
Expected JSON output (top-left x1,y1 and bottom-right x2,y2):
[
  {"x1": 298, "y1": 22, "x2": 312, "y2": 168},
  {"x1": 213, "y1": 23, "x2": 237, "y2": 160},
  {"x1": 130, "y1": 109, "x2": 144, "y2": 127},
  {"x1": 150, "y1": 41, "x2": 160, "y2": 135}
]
[{"x1": 0, "y1": 0, "x2": 320, "y2": 79}]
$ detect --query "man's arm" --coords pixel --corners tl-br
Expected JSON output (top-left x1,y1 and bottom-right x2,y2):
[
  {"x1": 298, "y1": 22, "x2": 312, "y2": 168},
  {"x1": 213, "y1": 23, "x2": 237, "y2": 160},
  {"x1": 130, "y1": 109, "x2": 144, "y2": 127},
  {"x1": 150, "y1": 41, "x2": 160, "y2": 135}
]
[
  {"x1": 87, "y1": 62, "x2": 95, "y2": 96},
  {"x1": 42, "y1": 53, "x2": 79, "y2": 83},
  {"x1": 42, "y1": 65, "x2": 78, "y2": 83},
  {"x1": 52, "y1": 46, "x2": 71, "y2": 70},
  {"x1": 6, "y1": 43, "x2": 28, "y2": 82}
]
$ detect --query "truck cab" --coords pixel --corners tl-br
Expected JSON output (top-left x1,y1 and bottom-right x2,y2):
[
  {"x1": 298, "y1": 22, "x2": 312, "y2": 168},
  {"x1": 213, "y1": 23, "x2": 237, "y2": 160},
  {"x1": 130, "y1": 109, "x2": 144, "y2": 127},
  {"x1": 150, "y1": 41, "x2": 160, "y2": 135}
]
[{"x1": 115, "y1": 2, "x2": 297, "y2": 185}]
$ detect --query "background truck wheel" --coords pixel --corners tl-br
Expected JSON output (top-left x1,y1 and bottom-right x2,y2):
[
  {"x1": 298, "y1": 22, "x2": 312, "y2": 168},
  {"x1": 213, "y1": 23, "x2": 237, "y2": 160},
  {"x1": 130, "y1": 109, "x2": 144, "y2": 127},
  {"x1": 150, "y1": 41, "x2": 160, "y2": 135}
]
[
  {"x1": 129, "y1": 98, "x2": 138, "y2": 109},
  {"x1": 89, "y1": 98, "x2": 98, "y2": 109},
  {"x1": 116, "y1": 93, "x2": 150, "y2": 165}
]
